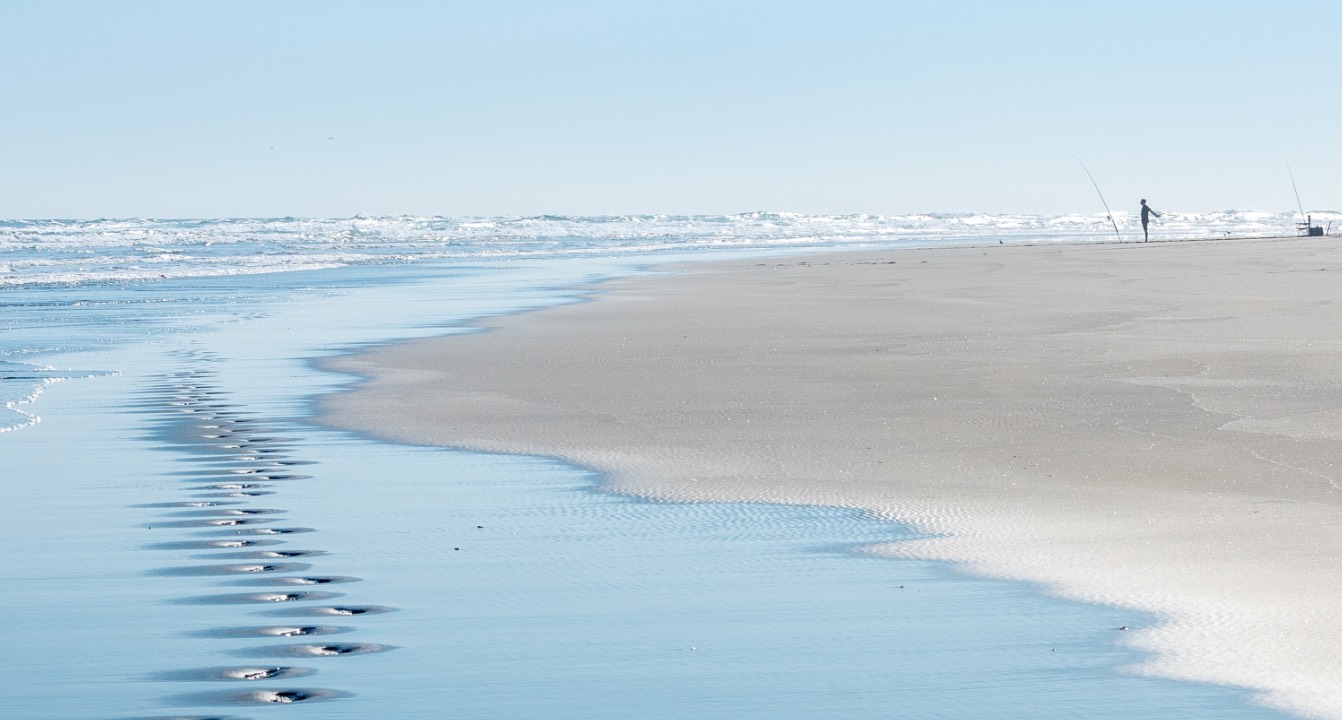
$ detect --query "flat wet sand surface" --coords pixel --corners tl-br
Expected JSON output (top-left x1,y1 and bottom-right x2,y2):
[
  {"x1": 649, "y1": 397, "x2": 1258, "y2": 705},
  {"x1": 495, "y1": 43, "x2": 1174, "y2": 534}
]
[{"x1": 323, "y1": 235, "x2": 1342, "y2": 719}]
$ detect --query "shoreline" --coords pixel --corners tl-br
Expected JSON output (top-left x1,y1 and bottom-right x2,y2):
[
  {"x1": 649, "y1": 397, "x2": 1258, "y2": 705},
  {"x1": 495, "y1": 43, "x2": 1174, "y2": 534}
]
[{"x1": 320, "y1": 234, "x2": 1342, "y2": 719}]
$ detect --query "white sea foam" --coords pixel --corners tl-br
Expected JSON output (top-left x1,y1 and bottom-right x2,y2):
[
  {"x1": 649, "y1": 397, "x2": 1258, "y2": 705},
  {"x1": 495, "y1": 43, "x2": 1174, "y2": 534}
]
[
  {"x1": 0, "y1": 364, "x2": 119, "y2": 433},
  {"x1": 1, "y1": 211, "x2": 1331, "y2": 287}
]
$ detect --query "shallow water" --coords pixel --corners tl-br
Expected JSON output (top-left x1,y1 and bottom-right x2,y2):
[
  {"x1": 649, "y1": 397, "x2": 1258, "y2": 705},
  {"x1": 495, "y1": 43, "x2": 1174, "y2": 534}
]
[{"x1": 0, "y1": 256, "x2": 1295, "y2": 719}]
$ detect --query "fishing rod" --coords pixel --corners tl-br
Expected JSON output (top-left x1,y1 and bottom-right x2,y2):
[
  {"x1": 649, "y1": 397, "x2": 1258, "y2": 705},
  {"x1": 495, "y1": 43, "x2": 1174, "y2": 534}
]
[
  {"x1": 1288, "y1": 164, "x2": 1325, "y2": 236},
  {"x1": 1076, "y1": 157, "x2": 1122, "y2": 242},
  {"x1": 1288, "y1": 163, "x2": 1307, "y2": 219}
]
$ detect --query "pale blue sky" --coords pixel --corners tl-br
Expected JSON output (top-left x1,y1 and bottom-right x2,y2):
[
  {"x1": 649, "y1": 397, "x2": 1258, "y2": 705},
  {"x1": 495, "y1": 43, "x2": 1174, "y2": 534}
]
[{"x1": 2, "y1": 1, "x2": 1338, "y2": 218}]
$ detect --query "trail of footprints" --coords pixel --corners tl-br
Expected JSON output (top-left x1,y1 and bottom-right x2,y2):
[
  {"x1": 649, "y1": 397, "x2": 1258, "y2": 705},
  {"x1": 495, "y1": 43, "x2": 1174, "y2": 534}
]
[{"x1": 133, "y1": 358, "x2": 395, "y2": 717}]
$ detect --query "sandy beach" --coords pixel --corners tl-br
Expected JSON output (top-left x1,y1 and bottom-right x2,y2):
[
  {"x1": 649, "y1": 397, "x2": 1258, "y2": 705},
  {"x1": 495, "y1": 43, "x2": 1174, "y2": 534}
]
[{"x1": 322, "y1": 235, "x2": 1342, "y2": 719}]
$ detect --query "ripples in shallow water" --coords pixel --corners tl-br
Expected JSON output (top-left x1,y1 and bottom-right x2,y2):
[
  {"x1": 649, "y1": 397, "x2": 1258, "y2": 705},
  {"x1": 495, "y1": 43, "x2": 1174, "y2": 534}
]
[
  {"x1": 152, "y1": 665, "x2": 315, "y2": 682},
  {"x1": 176, "y1": 590, "x2": 344, "y2": 605},
  {"x1": 149, "y1": 563, "x2": 312, "y2": 577},
  {"x1": 242, "y1": 642, "x2": 393, "y2": 658},
  {"x1": 189, "y1": 625, "x2": 353, "y2": 640},
  {"x1": 168, "y1": 687, "x2": 350, "y2": 705},
  {"x1": 266, "y1": 605, "x2": 398, "y2": 618}
]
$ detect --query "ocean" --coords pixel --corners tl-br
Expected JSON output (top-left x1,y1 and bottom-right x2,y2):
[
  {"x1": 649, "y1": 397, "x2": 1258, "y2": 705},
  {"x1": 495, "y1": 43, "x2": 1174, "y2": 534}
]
[{"x1": 0, "y1": 213, "x2": 1308, "y2": 719}]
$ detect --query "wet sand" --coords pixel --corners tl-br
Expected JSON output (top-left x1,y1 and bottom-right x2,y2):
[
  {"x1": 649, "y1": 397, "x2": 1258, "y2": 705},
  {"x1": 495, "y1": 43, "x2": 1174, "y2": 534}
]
[{"x1": 322, "y1": 235, "x2": 1342, "y2": 719}]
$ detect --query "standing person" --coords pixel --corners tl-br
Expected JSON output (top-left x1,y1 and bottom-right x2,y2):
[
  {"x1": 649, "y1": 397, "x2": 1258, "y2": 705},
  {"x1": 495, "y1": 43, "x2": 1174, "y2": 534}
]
[{"x1": 1140, "y1": 199, "x2": 1160, "y2": 242}]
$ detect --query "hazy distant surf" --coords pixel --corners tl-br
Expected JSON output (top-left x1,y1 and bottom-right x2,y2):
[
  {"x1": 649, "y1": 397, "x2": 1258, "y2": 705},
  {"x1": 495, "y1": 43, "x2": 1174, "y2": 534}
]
[{"x1": 1, "y1": 210, "x2": 1323, "y2": 286}]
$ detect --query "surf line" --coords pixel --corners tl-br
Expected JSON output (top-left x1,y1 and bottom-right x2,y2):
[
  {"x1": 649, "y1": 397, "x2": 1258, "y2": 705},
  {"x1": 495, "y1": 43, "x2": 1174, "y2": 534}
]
[{"x1": 1076, "y1": 157, "x2": 1122, "y2": 242}]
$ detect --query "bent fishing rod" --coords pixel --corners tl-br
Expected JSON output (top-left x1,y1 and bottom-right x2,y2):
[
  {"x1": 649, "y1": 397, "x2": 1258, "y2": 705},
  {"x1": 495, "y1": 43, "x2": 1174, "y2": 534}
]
[{"x1": 1077, "y1": 157, "x2": 1122, "y2": 242}]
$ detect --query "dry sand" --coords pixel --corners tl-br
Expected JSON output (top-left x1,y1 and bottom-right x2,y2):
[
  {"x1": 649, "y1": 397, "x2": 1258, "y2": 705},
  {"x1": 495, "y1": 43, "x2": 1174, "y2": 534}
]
[{"x1": 322, "y1": 235, "x2": 1342, "y2": 719}]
